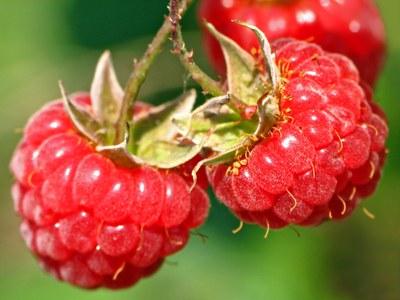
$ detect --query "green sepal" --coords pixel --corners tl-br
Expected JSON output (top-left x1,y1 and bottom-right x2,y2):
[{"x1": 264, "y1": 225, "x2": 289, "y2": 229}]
[
  {"x1": 90, "y1": 51, "x2": 124, "y2": 125},
  {"x1": 172, "y1": 21, "x2": 283, "y2": 166},
  {"x1": 96, "y1": 129, "x2": 143, "y2": 168},
  {"x1": 60, "y1": 52, "x2": 127, "y2": 146},
  {"x1": 129, "y1": 89, "x2": 204, "y2": 169},
  {"x1": 173, "y1": 94, "x2": 257, "y2": 156},
  {"x1": 188, "y1": 148, "x2": 238, "y2": 191},
  {"x1": 59, "y1": 82, "x2": 102, "y2": 143},
  {"x1": 172, "y1": 94, "x2": 232, "y2": 144},
  {"x1": 255, "y1": 94, "x2": 281, "y2": 137},
  {"x1": 60, "y1": 54, "x2": 205, "y2": 169},
  {"x1": 135, "y1": 140, "x2": 204, "y2": 169},
  {"x1": 234, "y1": 21, "x2": 280, "y2": 91},
  {"x1": 131, "y1": 90, "x2": 196, "y2": 153},
  {"x1": 205, "y1": 22, "x2": 267, "y2": 106}
]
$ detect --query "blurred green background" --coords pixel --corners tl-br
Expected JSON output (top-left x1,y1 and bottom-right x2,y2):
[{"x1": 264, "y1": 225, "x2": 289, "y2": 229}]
[{"x1": 0, "y1": 0, "x2": 399, "y2": 299}]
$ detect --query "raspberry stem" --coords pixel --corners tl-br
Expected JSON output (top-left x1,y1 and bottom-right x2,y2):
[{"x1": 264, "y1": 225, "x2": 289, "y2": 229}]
[
  {"x1": 115, "y1": 0, "x2": 194, "y2": 143},
  {"x1": 169, "y1": 0, "x2": 224, "y2": 97}
]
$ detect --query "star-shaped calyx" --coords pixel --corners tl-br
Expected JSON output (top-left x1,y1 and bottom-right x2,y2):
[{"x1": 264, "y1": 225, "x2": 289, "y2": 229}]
[
  {"x1": 173, "y1": 22, "x2": 283, "y2": 172},
  {"x1": 59, "y1": 51, "x2": 203, "y2": 169}
]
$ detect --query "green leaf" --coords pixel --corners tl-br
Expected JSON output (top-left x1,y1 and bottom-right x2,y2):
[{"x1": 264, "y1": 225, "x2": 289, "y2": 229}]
[
  {"x1": 59, "y1": 81, "x2": 102, "y2": 143},
  {"x1": 205, "y1": 22, "x2": 267, "y2": 105},
  {"x1": 90, "y1": 51, "x2": 124, "y2": 125}
]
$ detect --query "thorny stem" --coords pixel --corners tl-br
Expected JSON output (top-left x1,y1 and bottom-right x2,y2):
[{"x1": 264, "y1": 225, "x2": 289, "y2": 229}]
[
  {"x1": 169, "y1": 0, "x2": 224, "y2": 97},
  {"x1": 115, "y1": 0, "x2": 194, "y2": 143}
]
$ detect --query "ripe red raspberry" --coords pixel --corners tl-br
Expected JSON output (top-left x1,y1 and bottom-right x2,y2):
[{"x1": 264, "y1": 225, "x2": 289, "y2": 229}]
[
  {"x1": 10, "y1": 53, "x2": 210, "y2": 288},
  {"x1": 199, "y1": 0, "x2": 386, "y2": 86},
  {"x1": 206, "y1": 37, "x2": 388, "y2": 230}
]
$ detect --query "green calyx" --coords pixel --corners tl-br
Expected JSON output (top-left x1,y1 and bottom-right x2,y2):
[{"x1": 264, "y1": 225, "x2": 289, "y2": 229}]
[
  {"x1": 128, "y1": 90, "x2": 204, "y2": 168},
  {"x1": 173, "y1": 21, "x2": 282, "y2": 166},
  {"x1": 60, "y1": 51, "x2": 124, "y2": 146},
  {"x1": 60, "y1": 51, "x2": 203, "y2": 169},
  {"x1": 60, "y1": 52, "x2": 203, "y2": 169},
  {"x1": 56, "y1": 0, "x2": 208, "y2": 170},
  {"x1": 57, "y1": 0, "x2": 203, "y2": 170}
]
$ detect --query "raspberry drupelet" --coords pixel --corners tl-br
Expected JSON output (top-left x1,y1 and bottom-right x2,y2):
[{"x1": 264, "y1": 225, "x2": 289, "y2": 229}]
[
  {"x1": 207, "y1": 37, "x2": 388, "y2": 230},
  {"x1": 10, "y1": 49, "x2": 210, "y2": 290}
]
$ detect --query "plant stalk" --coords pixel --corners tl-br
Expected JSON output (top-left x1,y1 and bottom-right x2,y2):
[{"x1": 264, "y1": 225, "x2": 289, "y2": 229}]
[
  {"x1": 115, "y1": 0, "x2": 194, "y2": 143},
  {"x1": 169, "y1": 0, "x2": 224, "y2": 98}
]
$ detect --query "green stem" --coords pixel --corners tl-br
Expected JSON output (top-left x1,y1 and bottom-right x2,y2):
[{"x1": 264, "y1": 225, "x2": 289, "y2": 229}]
[
  {"x1": 115, "y1": 0, "x2": 194, "y2": 143},
  {"x1": 169, "y1": 0, "x2": 224, "y2": 97}
]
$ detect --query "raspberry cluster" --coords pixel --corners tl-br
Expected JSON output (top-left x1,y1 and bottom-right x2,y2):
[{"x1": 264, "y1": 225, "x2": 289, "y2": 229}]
[
  {"x1": 9, "y1": 0, "x2": 389, "y2": 291},
  {"x1": 208, "y1": 39, "x2": 388, "y2": 229},
  {"x1": 10, "y1": 94, "x2": 209, "y2": 289}
]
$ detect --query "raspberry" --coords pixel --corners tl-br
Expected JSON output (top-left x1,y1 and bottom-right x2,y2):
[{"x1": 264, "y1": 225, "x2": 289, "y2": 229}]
[
  {"x1": 199, "y1": 0, "x2": 386, "y2": 86},
  {"x1": 207, "y1": 38, "x2": 388, "y2": 230},
  {"x1": 10, "y1": 94, "x2": 210, "y2": 289}
]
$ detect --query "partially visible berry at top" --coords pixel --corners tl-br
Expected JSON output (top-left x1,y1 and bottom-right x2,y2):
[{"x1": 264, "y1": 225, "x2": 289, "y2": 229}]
[{"x1": 199, "y1": 0, "x2": 386, "y2": 86}]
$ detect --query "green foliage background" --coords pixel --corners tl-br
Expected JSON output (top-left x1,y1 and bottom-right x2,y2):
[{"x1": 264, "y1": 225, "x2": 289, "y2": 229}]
[{"x1": 0, "y1": 1, "x2": 398, "y2": 299}]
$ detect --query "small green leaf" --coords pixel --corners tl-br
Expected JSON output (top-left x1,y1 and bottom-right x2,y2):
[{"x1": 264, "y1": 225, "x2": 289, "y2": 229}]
[
  {"x1": 90, "y1": 51, "x2": 124, "y2": 125},
  {"x1": 205, "y1": 22, "x2": 267, "y2": 105},
  {"x1": 59, "y1": 81, "x2": 102, "y2": 143}
]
